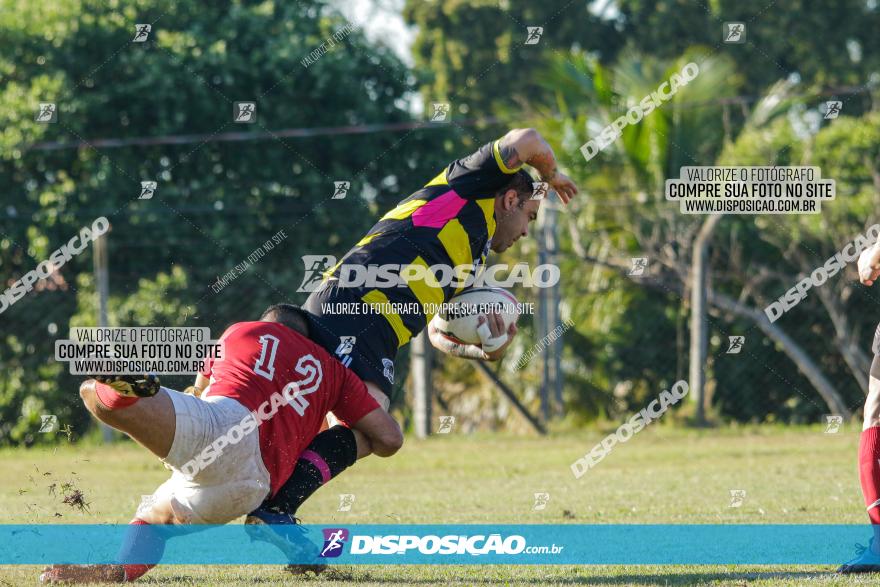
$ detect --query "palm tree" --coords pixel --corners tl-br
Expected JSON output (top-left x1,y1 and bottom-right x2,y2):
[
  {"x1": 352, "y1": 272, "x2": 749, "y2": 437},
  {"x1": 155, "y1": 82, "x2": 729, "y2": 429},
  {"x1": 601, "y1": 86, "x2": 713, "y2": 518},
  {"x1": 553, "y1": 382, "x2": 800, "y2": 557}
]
[{"x1": 529, "y1": 48, "x2": 856, "y2": 421}]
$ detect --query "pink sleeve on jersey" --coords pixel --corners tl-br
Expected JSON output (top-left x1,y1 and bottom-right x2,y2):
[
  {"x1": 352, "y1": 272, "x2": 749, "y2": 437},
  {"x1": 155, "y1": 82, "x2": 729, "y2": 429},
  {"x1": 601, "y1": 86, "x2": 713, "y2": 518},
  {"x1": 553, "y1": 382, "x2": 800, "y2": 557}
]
[{"x1": 331, "y1": 365, "x2": 381, "y2": 426}]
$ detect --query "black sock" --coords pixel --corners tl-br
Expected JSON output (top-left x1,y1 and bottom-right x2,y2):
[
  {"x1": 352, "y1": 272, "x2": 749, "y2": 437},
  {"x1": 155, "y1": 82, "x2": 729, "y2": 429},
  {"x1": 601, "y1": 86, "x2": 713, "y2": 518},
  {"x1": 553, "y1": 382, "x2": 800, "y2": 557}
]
[{"x1": 263, "y1": 425, "x2": 357, "y2": 515}]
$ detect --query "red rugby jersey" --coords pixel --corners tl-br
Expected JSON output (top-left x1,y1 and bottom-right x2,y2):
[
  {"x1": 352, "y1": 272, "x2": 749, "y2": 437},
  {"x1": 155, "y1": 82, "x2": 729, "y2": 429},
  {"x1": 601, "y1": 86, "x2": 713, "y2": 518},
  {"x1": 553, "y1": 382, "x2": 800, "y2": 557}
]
[{"x1": 201, "y1": 321, "x2": 378, "y2": 495}]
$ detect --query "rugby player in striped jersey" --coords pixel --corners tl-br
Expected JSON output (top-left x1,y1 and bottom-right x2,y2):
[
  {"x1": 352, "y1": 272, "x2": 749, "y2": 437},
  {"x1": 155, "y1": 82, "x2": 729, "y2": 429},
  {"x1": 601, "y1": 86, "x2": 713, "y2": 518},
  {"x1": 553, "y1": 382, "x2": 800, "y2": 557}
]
[{"x1": 248, "y1": 128, "x2": 577, "y2": 555}]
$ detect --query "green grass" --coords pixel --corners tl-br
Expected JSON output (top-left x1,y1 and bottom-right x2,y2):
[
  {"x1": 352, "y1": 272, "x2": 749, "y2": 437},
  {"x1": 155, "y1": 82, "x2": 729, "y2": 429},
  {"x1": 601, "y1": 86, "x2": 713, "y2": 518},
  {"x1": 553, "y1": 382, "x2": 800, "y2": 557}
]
[{"x1": 0, "y1": 425, "x2": 873, "y2": 585}]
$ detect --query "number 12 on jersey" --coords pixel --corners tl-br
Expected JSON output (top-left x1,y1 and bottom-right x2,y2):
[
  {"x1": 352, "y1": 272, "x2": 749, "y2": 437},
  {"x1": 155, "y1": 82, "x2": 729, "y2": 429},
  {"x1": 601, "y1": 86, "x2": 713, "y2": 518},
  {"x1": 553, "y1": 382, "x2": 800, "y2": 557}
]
[
  {"x1": 254, "y1": 334, "x2": 279, "y2": 380},
  {"x1": 253, "y1": 333, "x2": 324, "y2": 416}
]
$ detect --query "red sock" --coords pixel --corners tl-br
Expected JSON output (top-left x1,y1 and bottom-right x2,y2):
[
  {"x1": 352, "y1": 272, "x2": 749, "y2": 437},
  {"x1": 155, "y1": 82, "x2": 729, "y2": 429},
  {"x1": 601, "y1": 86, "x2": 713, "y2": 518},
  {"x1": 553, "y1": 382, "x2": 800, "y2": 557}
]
[
  {"x1": 859, "y1": 427, "x2": 880, "y2": 524},
  {"x1": 118, "y1": 519, "x2": 163, "y2": 582},
  {"x1": 95, "y1": 382, "x2": 140, "y2": 410}
]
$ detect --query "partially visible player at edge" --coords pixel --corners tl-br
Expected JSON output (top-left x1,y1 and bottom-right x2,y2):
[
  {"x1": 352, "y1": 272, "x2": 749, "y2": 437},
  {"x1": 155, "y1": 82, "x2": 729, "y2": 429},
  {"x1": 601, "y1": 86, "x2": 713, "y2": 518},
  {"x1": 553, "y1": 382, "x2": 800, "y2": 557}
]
[
  {"x1": 40, "y1": 304, "x2": 402, "y2": 584},
  {"x1": 840, "y1": 243, "x2": 880, "y2": 573},
  {"x1": 249, "y1": 128, "x2": 577, "y2": 530}
]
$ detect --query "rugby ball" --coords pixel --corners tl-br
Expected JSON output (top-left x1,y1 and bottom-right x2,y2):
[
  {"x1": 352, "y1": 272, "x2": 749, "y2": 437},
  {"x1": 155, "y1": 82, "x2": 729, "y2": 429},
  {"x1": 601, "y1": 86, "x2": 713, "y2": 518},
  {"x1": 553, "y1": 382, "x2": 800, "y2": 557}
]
[{"x1": 431, "y1": 287, "x2": 519, "y2": 345}]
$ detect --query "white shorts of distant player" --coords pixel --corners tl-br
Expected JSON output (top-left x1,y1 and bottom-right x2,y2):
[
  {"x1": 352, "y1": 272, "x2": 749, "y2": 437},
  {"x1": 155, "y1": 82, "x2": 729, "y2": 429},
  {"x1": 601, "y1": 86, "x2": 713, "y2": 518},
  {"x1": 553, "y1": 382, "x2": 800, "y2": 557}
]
[{"x1": 147, "y1": 390, "x2": 270, "y2": 524}]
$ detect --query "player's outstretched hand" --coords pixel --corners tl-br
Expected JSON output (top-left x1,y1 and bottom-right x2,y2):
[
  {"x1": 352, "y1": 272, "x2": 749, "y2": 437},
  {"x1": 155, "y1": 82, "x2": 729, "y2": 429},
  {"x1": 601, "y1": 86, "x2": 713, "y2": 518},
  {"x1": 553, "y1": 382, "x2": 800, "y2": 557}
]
[
  {"x1": 858, "y1": 244, "x2": 880, "y2": 286},
  {"x1": 477, "y1": 313, "x2": 517, "y2": 361},
  {"x1": 548, "y1": 172, "x2": 578, "y2": 204}
]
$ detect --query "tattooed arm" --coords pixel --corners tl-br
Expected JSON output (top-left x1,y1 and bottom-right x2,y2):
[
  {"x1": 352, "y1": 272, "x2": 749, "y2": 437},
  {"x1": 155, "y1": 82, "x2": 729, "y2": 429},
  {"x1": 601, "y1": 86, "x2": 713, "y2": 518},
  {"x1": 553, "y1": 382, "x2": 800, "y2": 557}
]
[{"x1": 497, "y1": 128, "x2": 578, "y2": 203}]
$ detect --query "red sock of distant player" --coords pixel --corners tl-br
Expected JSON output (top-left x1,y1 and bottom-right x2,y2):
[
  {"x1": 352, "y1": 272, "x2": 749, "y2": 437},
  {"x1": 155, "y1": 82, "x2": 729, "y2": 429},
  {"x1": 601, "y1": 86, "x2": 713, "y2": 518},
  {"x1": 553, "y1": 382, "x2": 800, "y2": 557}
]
[
  {"x1": 859, "y1": 427, "x2": 880, "y2": 525},
  {"x1": 94, "y1": 381, "x2": 140, "y2": 410}
]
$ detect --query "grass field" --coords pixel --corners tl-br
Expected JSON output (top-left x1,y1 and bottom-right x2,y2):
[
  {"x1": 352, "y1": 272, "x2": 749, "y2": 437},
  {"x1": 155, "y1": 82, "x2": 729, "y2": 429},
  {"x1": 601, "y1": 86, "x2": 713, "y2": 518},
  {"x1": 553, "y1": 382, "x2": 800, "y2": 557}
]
[{"x1": 1, "y1": 424, "x2": 877, "y2": 586}]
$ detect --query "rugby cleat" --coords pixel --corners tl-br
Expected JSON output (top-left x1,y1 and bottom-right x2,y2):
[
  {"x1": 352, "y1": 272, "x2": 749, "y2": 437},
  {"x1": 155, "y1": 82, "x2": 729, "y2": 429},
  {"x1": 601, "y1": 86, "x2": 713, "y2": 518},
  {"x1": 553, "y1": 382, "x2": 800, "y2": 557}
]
[
  {"x1": 40, "y1": 563, "x2": 125, "y2": 583},
  {"x1": 244, "y1": 507, "x2": 324, "y2": 572},
  {"x1": 837, "y1": 539, "x2": 880, "y2": 573},
  {"x1": 92, "y1": 374, "x2": 161, "y2": 398}
]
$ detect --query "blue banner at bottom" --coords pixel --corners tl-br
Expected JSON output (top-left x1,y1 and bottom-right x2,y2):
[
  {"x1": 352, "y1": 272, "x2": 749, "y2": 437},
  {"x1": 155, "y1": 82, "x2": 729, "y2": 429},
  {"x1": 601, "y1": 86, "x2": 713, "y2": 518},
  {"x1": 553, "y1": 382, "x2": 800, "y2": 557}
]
[{"x1": 0, "y1": 524, "x2": 873, "y2": 565}]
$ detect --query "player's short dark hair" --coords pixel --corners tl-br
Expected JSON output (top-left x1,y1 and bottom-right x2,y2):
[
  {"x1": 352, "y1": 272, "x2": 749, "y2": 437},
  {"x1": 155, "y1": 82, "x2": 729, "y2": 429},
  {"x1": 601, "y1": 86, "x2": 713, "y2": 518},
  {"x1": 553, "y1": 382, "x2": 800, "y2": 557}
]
[
  {"x1": 260, "y1": 303, "x2": 310, "y2": 337},
  {"x1": 495, "y1": 169, "x2": 536, "y2": 206}
]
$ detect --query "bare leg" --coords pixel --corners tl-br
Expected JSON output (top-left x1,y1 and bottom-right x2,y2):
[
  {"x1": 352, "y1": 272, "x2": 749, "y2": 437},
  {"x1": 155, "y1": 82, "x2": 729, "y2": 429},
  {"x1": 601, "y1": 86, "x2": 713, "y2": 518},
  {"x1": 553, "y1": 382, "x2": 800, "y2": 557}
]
[{"x1": 79, "y1": 380, "x2": 176, "y2": 459}]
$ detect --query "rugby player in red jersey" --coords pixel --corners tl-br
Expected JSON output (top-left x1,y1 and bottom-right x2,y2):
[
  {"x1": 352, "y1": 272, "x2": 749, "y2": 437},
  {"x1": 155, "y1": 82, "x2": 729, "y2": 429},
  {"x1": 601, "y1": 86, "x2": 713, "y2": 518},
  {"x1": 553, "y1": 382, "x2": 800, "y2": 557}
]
[
  {"x1": 839, "y1": 245, "x2": 880, "y2": 573},
  {"x1": 40, "y1": 304, "x2": 402, "y2": 584}
]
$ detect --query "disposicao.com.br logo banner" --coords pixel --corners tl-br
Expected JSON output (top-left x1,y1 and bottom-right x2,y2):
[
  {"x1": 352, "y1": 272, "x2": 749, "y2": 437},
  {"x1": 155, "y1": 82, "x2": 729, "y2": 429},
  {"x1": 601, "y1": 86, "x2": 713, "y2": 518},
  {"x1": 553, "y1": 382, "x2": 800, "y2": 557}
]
[{"x1": 0, "y1": 525, "x2": 876, "y2": 565}]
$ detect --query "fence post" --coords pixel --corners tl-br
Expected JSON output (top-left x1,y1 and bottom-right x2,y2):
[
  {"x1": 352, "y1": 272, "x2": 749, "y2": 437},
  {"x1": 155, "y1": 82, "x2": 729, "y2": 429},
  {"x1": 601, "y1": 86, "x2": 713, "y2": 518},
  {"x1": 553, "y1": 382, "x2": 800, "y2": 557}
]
[
  {"x1": 93, "y1": 230, "x2": 114, "y2": 443},
  {"x1": 411, "y1": 331, "x2": 432, "y2": 438}
]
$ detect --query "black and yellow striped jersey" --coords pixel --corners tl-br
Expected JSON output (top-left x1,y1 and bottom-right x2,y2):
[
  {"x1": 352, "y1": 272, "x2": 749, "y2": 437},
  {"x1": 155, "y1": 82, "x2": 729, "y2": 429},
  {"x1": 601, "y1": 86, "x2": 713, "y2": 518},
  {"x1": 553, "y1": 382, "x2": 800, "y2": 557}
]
[{"x1": 321, "y1": 139, "x2": 523, "y2": 349}]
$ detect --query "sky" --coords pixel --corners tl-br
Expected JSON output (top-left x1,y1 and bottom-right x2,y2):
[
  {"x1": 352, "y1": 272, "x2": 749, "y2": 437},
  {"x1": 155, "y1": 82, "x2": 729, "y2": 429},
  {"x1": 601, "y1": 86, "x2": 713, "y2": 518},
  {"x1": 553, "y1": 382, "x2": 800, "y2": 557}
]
[{"x1": 333, "y1": 0, "x2": 416, "y2": 66}]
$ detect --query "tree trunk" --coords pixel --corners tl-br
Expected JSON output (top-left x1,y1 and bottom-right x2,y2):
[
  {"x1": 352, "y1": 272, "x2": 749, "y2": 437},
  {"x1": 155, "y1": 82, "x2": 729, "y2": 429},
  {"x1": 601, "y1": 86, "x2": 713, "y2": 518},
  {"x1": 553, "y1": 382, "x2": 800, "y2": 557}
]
[
  {"x1": 814, "y1": 286, "x2": 870, "y2": 392},
  {"x1": 708, "y1": 290, "x2": 853, "y2": 418},
  {"x1": 569, "y1": 235, "x2": 852, "y2": 419}
]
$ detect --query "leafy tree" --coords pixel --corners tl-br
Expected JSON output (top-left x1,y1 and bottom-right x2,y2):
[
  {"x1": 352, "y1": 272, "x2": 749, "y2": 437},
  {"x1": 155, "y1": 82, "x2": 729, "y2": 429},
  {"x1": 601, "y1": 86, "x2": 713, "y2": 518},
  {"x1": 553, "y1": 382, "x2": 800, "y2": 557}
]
[
  {"x1": 0, "y1": 0, "x2": 449, "y2": 444},
  {"x1": 615, "y1": 0, "x2": 880, "y2": 103},
  {"x1": 404, "y1": 0, "x2": 879, "y2": 129},
  {"x1": 402, "y1": 0, "x2": 622, "y2": 116},
  {"x1": 530, "y1": 43, "x2": 880, "y2": 423}
]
